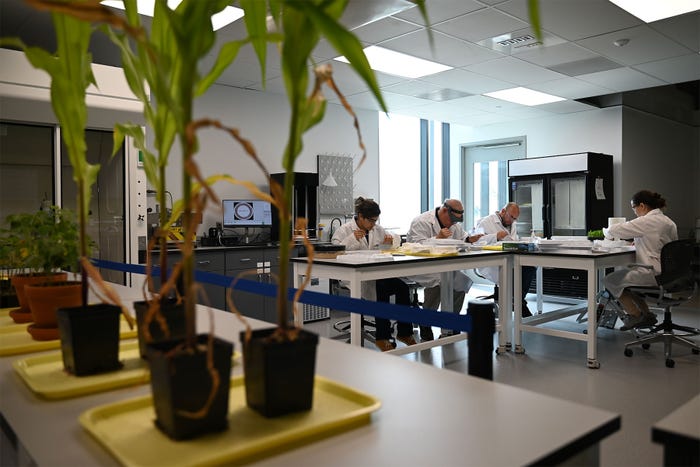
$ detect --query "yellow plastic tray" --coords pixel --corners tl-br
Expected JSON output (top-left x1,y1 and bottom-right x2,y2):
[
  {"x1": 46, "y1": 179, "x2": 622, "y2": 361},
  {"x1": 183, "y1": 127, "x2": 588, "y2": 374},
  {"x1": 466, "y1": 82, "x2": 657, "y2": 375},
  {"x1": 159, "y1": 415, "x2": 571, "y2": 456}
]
[
  {"x1": 0, "y1": 314, "x2": 137, "y2": 356},
  {"x1": 13, "y1": 343, "x2": 240, "y2": 400},
  {"x1": 0, "y1": 306, "x2": 24, "y2": 330},
  {"x1": 12, "y1": 340, "x2": 150, "y2": 399},
  {"x1": 81, "y1": 376, "x2": 381, "y2": 467}
]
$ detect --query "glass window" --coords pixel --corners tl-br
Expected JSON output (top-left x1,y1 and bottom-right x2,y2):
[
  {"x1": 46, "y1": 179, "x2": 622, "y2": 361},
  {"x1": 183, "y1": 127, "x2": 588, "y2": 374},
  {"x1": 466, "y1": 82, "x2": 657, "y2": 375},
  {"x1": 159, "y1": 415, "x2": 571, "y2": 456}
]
[{"x1": 378, "y1": 113, "x2": 421, "y2": 234}]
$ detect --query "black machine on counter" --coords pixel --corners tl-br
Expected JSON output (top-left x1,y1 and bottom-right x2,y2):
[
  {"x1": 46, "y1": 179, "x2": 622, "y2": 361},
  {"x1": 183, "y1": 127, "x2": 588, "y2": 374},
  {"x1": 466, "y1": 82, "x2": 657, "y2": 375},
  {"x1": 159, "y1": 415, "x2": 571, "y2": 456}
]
[{"x1": 270, "y1": 172, "x2": 319, "y2": 242}]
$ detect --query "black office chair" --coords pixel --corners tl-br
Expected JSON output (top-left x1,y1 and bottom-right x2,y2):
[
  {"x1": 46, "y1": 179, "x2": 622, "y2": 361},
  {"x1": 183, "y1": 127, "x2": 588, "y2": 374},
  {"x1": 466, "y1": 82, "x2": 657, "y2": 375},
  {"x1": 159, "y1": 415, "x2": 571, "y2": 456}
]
[{"x1": 623, "y1": 239, "x2": 700, "y2": 368}]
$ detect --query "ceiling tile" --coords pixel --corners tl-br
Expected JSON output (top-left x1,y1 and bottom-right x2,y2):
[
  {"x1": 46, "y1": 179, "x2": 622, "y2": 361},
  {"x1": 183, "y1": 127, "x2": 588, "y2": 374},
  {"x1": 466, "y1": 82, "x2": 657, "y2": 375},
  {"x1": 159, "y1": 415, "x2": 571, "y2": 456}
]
[
  {"x1": 537, "y1": 99, "x2": 599, "y2": 114},
  {"x1": 379, "y1": 29, "x2": 502, "y2": 67},
  {"x1": 633, "y1": 54, "x2": 700, "y2": 84},
  {"x1": 434, "y1": 8, "x2": 529, "y2": 43},
  {"x1": 649, "y1": 11, "x2": 700, "y2": 52},
  {"x1": 392, "y1": 0, "x2": 485, "y2": 25},
  {"x1": 577, "y1": 67, "x2": 667, "y2": 92},
  {"x1": 496, "y1": 0, "x2": 643, "y2": 41},
  {"x1": 516, "y1": 42, "x2": 600, "y2": 67},
  {"x1": 528, "y1": 77, "x2": 615, "y2": 99},
  {"x1": 419, "y1": 68, "x2": 515, "y2": 94},
  {"x1": 352, "y1": 16, "x2": 421, "y2": 44},
  {"x1": 464, "y1": 56, "x2": 566, "y2": 85},
  {"x1": 576, "y1": 25, "x2": 690, "y2": 66}
]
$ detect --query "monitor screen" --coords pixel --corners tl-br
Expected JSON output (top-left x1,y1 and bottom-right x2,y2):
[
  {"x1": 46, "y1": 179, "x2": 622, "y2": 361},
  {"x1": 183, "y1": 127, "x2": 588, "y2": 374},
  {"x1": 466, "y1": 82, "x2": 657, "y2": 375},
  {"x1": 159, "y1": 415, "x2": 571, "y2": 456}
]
[{"x1": 222, "y1": 200, "x2": 272, "y2": 227}]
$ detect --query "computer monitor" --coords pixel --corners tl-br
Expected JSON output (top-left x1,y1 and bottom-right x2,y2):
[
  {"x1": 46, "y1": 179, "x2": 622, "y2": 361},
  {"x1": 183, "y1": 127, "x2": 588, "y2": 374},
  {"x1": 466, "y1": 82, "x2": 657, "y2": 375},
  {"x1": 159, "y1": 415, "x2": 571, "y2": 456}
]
[{"x1": 222, "y1": 199, "x2": 272, "y2": 228}]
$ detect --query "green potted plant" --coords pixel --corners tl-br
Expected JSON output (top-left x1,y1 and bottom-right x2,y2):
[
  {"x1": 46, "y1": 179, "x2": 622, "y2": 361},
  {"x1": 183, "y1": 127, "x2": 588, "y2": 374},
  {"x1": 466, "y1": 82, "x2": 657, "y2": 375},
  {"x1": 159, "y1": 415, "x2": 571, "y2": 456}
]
[
  {"x1": 0, "y1": 207, "x2": 79, "y2": 326},
  {"x1": 2, "y1": 5, "x2": 134, "y2": 374}
]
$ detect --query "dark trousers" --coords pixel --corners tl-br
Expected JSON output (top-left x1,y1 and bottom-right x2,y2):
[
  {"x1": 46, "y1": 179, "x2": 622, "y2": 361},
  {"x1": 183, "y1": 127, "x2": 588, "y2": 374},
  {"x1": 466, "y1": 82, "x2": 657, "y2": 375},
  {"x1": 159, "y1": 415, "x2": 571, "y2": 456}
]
[
  {"x1": 375, "y1": 278, "x2": 414, "y2": 340},
  {"x1": 494, "y1": 266, "x2": 537, "y2": 303}
]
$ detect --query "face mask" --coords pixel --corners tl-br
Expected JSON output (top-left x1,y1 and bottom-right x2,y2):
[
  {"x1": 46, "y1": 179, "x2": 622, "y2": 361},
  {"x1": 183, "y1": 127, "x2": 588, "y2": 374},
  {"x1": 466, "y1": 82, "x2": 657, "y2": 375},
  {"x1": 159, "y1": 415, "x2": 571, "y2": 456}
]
[{"x1": 445, "y1": 204, "x2": 463, "y2": 224}]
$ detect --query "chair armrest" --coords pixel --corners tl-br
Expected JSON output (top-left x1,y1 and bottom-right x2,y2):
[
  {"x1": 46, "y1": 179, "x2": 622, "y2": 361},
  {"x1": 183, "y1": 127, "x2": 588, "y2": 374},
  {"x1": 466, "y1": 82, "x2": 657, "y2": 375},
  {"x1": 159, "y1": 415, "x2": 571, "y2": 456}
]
[{"x1": 627, "y1": 263, "x2": 653, "y2": 270}]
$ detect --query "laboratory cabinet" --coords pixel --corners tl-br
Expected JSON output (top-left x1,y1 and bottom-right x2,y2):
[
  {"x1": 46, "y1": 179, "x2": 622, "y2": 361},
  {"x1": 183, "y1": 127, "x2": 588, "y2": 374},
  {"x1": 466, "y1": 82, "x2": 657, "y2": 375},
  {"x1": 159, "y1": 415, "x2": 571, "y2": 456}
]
[{"x1": 144, "y1": 245, "x2": 295, "y2": 323}]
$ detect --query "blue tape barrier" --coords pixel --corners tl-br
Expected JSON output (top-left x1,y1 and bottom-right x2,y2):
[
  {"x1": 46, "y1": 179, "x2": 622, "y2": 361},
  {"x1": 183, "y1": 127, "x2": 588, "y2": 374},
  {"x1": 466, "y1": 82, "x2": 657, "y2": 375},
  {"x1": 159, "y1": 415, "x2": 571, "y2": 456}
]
[{"x1": 91, "y1": 258, "x2": 472, "y2": 333}]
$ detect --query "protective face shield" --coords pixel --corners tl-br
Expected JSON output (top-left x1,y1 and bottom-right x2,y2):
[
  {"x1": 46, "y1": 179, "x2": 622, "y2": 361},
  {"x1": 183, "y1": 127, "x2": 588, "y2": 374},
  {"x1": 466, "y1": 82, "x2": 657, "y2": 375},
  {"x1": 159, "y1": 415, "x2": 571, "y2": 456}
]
[{"x1": 444, "y1": 203, "x2": 464, "y2": 224}]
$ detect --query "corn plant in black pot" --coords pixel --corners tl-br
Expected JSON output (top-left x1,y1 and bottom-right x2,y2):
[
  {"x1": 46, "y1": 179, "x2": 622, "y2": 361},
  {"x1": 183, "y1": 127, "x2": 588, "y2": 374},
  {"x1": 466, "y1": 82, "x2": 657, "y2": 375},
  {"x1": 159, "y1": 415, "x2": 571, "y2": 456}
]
[{"x1": 2, "y1": 3, "x2": 135, "y2": 374}]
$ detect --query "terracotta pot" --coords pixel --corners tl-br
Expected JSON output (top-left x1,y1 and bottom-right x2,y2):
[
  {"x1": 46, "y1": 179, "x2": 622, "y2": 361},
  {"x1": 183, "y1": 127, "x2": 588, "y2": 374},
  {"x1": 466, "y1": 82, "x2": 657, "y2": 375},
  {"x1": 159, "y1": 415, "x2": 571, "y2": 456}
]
[
  {"x1": 240, "y1": 327, "x2": 319, "y2": 418},
  {"x1": 147, "y1": 335, "x2": 233, "y2": 440},
  {"x1": 9, "y1": 273, "x2": 67, "y2": 323},
  {"x1": 25, "y1": 281, "x2": 82, "y2": 341},
  {"x1": 57, "y1": 303, "x2": 122, "y2": 376}
]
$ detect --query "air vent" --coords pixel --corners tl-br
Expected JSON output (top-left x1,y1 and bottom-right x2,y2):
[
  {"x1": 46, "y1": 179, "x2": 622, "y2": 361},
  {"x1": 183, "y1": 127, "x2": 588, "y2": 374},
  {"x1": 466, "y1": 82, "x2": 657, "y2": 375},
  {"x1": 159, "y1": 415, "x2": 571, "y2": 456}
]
[
  {"x1": 549, "y1": 57, "x2": 623, "y2": 77},
  {"x1": 477, "y1": 28, "x2": 565, "y2": 54},
  {"x1": 496, "y1": 34, "x2": 537, "y2": 47}
]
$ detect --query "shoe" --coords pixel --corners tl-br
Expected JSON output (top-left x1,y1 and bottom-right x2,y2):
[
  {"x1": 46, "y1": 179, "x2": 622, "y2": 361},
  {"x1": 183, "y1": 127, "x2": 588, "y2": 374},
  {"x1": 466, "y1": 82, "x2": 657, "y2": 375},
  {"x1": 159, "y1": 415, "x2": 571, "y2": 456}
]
[
  {"x1": 522, "y1": 302, "x2": 533, "y2": 318},
  {"x1": 375, "y1": 339, "x2": 396, "y2": 352},
  {"x1": 396, "y1": 335, "x2": 417, "y2": 346},
  {"x1": 620, "y1": 313, "x2": 657, "y2": 331},
  {"x1": 419, "y1": 326, "x2": 434, "y2": 341}
]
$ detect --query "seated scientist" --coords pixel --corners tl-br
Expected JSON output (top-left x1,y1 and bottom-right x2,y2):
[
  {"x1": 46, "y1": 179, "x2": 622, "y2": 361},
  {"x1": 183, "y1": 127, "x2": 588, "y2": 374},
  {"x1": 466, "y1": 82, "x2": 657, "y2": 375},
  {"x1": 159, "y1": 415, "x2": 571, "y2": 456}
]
[
  {"x1": 602, "y1": 190, "x2": 677, "y2": 331},
  {"x1": 474, "y1": 202, "x2": 535, "y2": 317},
  {"x1": 331, "y1": 197, "x2": 417, "y2": 352},
  {"x1": 406, "y1": 199, "x2": 483, "y2": 341}
]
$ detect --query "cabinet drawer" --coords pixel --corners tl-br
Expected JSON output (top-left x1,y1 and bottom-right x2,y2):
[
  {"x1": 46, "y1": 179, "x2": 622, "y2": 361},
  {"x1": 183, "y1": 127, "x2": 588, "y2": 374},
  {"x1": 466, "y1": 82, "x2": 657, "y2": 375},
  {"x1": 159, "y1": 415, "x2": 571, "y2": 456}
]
[
  {"x1": 226, "y1": 250, "x2": 265, "y2": 270},
  {"x1": 193, "y1": 252, "x2": 225, "y2": 272}
]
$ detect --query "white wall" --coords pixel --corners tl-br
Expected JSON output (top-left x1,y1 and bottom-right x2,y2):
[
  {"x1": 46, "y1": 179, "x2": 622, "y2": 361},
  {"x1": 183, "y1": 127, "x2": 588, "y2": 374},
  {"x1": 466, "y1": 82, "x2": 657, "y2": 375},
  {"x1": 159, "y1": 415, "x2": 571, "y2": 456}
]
[
  {"x1": 163, "y1": 84, "x2": 380, "y2": 235},
  {"x1": 621, "y1": 107, "x2": 699, "y2": 238}
]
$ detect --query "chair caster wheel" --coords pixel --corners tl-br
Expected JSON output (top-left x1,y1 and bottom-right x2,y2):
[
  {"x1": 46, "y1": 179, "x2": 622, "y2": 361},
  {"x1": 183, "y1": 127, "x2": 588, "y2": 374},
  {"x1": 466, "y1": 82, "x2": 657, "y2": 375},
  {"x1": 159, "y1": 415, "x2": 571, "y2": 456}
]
[
  {"x1": 624, "y1": 348, "x2": 633, "y2": 357},
  {"x1": 665, "y1": 358, "x2": 675, "y2": 368},
  {"x1": 587, "y1": 359, "x2": 600, "y2": 369},
  {"x1": 642, "y1": 343, "x2": 650, "y2": 350},
  {"x1": 692, "y1": 348, "x2": 699, "y2": 355}
]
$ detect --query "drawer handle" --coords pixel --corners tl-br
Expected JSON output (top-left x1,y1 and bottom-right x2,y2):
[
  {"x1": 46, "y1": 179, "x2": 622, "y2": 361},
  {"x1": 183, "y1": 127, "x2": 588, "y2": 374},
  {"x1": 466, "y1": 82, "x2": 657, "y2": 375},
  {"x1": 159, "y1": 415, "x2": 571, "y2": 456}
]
[
  {"x1": 239, "y1": 258, "x2": 251, "y2": 263},
  {"x1": 197, "y1": 260, "x2": 211, "y2": 265}
]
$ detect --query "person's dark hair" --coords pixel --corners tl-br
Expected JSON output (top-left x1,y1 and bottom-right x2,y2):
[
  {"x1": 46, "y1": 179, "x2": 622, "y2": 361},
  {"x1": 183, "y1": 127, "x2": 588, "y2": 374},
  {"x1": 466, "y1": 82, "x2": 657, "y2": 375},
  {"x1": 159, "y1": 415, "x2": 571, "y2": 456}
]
[
  {"x1": 355, "y1": 197, "x2": 380, "y2": 218},
  {"x1": 632, "y1": 190, "x2": 667, "y2": 209}
]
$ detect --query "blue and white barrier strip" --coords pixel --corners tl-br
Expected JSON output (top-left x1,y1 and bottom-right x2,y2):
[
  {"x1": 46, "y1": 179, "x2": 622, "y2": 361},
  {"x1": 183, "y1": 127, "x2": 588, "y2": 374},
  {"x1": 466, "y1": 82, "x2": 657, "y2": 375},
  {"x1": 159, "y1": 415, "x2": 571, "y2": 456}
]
[{"x1": 91, "y1": 259, "x2": 472, "y2": 333}]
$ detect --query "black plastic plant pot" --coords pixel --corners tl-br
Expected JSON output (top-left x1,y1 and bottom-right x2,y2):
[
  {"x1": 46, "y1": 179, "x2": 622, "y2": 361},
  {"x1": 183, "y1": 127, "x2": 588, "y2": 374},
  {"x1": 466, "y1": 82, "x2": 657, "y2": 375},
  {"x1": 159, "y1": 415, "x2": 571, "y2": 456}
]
[
  {"x1": 57, "y1": 303, "x2": 122, "y2": 376},
  {"x1": 146, "y1": 335, "x2": 233, "y2": 441},
  {"x1": 240, "y1": 327, "x2": 319, "y2": 418},
  {"x1": 134, "y1": 299, "x2": 186, "y2": 359}
]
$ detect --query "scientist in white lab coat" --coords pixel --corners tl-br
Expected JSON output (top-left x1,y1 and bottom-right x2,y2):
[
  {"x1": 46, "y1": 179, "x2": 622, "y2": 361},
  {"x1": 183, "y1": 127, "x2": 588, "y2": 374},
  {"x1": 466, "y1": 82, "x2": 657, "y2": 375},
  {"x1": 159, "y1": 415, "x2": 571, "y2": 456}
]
[
  {"x1": 475, "y1": 202, "x2": 536, "y2": 317},
  {"x1": 332, "y1": 197, "x2": 416, "y2": 351},
  {"x1": 603, "y1": 190, "x2": 678, "y2": 330},
  {"x1": 406, "y1": 199, "x2": 483, "y2": 340}
]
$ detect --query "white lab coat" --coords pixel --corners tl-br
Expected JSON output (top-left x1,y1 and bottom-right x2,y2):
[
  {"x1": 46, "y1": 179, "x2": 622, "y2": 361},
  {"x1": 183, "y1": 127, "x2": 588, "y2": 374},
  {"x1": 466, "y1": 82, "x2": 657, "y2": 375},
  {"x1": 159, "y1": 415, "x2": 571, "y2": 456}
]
[
  {"x1": 405, "y1": 209, "x2": 472, "y2": 290},
  {"x1": 331, "y1": 219, "x2": 397, "y2": 301},
  {"x1": 474, "y1": 212, "x2": 519, "y2": 284},
  {"x1": 602, "y1": 208, "x2": 678, "y2": 297}
]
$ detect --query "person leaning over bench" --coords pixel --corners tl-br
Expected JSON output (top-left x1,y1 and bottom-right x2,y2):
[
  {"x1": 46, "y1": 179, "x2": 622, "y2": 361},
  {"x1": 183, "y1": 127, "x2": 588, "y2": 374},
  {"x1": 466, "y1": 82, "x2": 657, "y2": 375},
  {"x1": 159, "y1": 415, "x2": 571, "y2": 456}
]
[
  {"x1": 332, "y1": 197, "x2": 417, "y2": 352},
  {"x1": 475, "y1": 202, "x2": 535, "y2": 318},
  {"x1": 406, "y1": 199, "x2": 484, "y2": 341}
]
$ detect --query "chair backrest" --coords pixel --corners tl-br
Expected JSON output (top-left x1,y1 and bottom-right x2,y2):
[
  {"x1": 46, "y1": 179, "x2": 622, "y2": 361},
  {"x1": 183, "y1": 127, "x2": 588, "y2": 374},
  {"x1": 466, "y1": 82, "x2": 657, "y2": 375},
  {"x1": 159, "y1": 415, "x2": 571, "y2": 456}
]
[{"x1": 655, "y1": 239, "x2": 696, "y2": 292}]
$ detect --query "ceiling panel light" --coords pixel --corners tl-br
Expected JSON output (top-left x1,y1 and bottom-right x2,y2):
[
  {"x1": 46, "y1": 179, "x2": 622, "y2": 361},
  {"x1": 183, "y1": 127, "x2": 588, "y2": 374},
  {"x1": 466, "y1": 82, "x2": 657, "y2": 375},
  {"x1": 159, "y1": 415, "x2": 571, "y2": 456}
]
[
  {"x1": 101, "y1": 1, "x2": 244, "y2": 31},
  {"x1": 609, "y1": 0, "x2": 700, "y2": 23},
  {"x1": 334, "y1": 46, "x2": 452, "y2": 79},
  {"x1": 484, "y1": 87, "x2": 565, "y2": 106}
]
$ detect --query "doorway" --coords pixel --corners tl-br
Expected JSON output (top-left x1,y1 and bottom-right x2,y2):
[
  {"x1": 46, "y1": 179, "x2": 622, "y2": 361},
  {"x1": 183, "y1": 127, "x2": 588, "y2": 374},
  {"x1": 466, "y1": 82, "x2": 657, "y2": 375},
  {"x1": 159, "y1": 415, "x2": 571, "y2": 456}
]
[{"x1": 461, "y1": 137, "x2": 526, "y2": 229}]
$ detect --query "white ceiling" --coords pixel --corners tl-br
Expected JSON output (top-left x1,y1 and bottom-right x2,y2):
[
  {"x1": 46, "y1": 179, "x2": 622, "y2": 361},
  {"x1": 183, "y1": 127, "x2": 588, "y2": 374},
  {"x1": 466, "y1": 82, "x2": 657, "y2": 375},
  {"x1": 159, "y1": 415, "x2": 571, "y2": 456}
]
[{"x1": 2, "y1": 0, "x2": 699, "y2": 127}]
